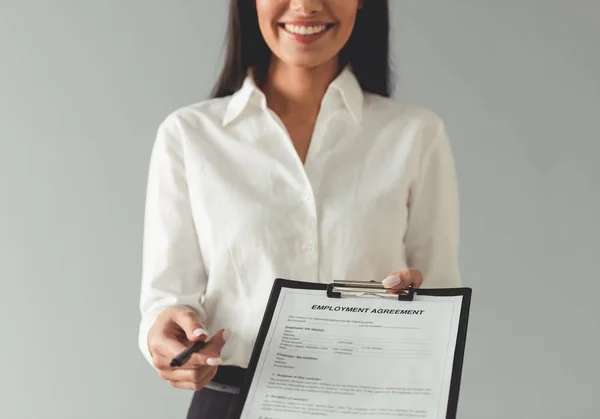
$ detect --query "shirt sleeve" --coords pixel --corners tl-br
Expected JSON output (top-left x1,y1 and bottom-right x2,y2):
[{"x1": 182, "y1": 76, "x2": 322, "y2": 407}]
[
  {"x1": 404, "y1": 119, "x2": 461, "y2": 287},
  {"x1": 138, "y1": 117, "x2": 208, "y2": 367}
]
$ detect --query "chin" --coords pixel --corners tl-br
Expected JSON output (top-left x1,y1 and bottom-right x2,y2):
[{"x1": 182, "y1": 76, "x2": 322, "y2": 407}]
[{"x1": 278, "y1": 53, "x2": 337, "y2": 70}]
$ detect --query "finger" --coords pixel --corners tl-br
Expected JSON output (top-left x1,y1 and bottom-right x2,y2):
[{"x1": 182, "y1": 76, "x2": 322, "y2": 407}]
[
  {"x1": 150, "y1": 332, "x2": 190, "y2": 359},
  {"x1": 382, "y1": 269, "x2": 424, "y2": 289},
  {"x1": 168, "y1": 372, "x2": 217, "y2": 391},
  {"x1": 409, "y1": 269, "x2": 424, "y2": 288},
  {"x1": 155, "y1": 330, "x2": 225, "y2": 369},
  {"x1": 187, "y1": 328, "x2": 230, "y2": 367},
  {"x1": 158, "y1": 365, "x2": 217, "y2": 383},
  {"x1": 152, "y1": 353, "x2": 204, "y2": 371},
  {"x1": 394, "y1": 268, "x2": 423, "y2": 288},
  {"x1": 167, "y1": 368, "x2": 218, "y2": 391},
  {"x1": 172, "y1": 308, "x2": 208, "y2": 341},
  {"x1": 169, "y1": 380, "x2": 199, "y2": 390}
]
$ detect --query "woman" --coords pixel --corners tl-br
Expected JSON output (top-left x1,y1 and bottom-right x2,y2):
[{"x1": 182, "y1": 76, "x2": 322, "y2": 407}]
[{"x1": 138, "y1": 0, "x2": 461, "y2": 417}]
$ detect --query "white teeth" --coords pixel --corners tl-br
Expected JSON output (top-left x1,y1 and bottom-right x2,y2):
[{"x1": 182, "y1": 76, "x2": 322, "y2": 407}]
[{"x1": 284, "y1": 24, "x2": 327, "y2": 35}]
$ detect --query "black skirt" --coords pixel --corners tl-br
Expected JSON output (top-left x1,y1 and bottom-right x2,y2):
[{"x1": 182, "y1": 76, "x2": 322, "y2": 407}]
[
  {"x1": 186, "y1": 387, "x2": 240, "y2": 419},
  {"x1": 186, "y1": 366, "x2": 246, "y2": 419}
]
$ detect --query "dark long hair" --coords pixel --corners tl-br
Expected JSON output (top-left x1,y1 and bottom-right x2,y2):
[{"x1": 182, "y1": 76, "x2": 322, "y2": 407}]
[{"x1": 210, "y1": 0, "x2": 392, "y2": 98}]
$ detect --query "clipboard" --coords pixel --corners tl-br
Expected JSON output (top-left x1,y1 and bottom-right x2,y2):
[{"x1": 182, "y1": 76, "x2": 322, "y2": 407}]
[{"x1": 235, "y1": 278, "x2": 472, "y2": 419}]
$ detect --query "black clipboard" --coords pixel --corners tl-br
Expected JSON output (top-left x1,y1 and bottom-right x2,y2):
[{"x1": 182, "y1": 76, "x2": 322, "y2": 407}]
[{"x1": 235, "y1": 278, "x2": 472, "y2": 419}]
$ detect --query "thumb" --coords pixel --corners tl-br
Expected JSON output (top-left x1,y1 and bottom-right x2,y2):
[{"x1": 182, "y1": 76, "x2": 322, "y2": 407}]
[
  {"x1": 173, "y1": 307, "x2": 208, "y2": 341},
  {"x1": 382, "y1": 268, "x2": 424, "y2": 289}
]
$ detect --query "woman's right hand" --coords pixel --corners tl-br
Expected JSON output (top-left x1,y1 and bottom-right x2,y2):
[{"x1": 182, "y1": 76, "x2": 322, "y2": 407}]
[{"x1": 147, "y1": 305, "x2": 229, "y2": 390}]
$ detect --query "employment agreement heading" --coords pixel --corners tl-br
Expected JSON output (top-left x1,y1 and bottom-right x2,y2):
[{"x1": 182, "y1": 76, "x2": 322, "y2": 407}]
[{"x1": 311, "y1": 304, "x2": 425, "y2": 315}]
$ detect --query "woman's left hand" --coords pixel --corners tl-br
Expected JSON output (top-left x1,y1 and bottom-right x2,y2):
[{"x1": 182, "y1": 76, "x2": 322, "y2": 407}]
[{"x1": 382, "y1": 269, "x2": 424, "y2": 289}]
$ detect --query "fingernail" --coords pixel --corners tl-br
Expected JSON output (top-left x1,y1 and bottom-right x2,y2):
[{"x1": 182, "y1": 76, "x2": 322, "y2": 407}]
[
  {"x1": 193, "y1": 328, "x2": 208, "y2": 337},
  {"x1": 382, "y1": 274, "x2": 401, "y2": 288},
  {"x1": 222, "y1": 328, "x2": 231, "y2": 342},
  {"x1": 206, "y1": 357, "x2": 222, "y2": 366}
]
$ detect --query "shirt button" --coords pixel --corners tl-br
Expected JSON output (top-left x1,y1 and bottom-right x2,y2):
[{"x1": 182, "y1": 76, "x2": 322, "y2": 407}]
[
  {"x1": 302, "y1": 194, "x2": 312, "y2": 202},
  {"x1": 302, "y1": 242, "x2": 315, "y2": 252}
]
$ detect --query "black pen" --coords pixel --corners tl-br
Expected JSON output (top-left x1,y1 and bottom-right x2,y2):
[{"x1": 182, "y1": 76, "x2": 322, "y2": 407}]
[{"x1": 170, "y1": 340, "x2": 207, "y2": 368}]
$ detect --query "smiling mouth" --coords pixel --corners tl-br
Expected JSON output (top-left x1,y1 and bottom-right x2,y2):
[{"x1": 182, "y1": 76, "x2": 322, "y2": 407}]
[{"x1": 278, "y1": 23, "x2": 335, "y2": 36}]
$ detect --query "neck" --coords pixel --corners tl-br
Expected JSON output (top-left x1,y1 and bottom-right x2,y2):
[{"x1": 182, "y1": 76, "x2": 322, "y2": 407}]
[{"x1": 261, "y1": 58, "x2": 340, "y2": 117}]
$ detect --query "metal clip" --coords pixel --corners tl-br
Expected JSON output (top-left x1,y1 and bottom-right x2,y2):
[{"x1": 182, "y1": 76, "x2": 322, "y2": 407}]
[{"x1": 326, "y1": 280, "x2": 415, "y2": 301}]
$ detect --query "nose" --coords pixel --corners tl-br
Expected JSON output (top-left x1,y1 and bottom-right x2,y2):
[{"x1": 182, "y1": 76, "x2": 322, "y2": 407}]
[{"x1": 290, "y1": 0, "x2": 323, "y2": 15}]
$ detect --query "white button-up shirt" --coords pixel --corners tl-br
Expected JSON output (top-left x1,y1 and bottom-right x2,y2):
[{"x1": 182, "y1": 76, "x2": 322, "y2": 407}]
[{"x1": 138, "y1": 67, "x2": 461, "y2": 369}]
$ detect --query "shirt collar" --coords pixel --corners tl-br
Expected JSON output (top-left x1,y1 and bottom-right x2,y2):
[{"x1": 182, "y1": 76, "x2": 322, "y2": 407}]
[
  {"x1": 222, "y1": 66, "x2": 364, "y2": 126},
  {"x1": 326, "y1": 66, "x2": 363, "y2": 124}
]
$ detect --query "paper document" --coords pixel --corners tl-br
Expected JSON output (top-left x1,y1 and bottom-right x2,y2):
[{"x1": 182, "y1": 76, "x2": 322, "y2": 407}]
[{"x1": 240, "y1": 287, "x2": 464, "y2": 419}]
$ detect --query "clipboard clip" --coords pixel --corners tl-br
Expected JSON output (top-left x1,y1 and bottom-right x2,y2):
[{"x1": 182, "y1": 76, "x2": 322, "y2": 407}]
[{"x1": 326, "y1": 280, "x2": 415, "y2": 301}]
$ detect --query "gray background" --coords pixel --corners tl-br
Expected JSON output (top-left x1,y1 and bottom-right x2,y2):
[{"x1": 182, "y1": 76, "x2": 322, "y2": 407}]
[{"x1": 1, "y1": 0, "x2": 598, "y2": 418}]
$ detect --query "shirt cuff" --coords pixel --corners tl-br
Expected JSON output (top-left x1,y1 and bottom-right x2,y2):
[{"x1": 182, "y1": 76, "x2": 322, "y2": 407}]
[{"x1": 138, "y1": 310, "x2": 163, "y2": 369}]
